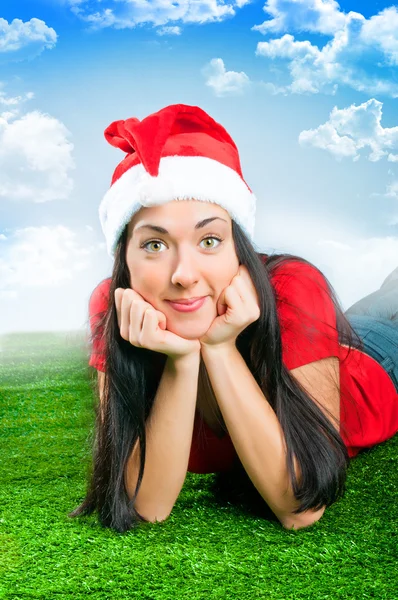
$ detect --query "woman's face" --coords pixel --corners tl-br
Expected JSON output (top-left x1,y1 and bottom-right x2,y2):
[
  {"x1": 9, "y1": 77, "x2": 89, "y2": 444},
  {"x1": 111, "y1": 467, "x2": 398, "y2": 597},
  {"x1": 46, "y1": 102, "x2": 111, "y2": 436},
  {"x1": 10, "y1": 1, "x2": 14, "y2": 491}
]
[{"x1": 126, "y1": 199, "x2": 240, "y2": 340}]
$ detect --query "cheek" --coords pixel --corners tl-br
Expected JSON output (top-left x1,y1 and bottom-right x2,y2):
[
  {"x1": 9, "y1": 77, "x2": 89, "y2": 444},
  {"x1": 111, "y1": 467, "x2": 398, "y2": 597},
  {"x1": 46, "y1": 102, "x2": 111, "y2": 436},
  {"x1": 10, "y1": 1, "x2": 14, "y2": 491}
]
[
  {"x1": 215, "y1": 259, "x2": 239, "y2": 286},
  {"x1": 130, "y1": 273, "x2": 162, "y2": 302}
]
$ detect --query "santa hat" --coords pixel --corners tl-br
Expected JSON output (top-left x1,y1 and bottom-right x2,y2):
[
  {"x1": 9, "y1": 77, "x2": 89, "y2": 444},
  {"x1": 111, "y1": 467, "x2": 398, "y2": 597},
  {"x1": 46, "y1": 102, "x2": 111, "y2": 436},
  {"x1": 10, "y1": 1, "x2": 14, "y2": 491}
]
[{"x1": 99, "y1": 103, "x2": 257, "y2": 258}]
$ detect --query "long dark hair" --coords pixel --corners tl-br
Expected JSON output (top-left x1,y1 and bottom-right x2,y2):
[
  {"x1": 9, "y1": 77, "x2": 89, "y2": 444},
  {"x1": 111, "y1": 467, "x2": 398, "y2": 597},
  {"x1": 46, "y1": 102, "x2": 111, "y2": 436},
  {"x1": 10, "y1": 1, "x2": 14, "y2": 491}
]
[{"x1": 69, "y1": 219, "x2": 365, "y2": 532}]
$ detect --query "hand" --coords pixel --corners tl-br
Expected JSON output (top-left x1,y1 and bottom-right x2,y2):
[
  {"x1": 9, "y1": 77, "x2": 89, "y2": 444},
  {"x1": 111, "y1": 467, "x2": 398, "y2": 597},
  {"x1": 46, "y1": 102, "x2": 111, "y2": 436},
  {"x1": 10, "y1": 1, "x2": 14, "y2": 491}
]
[
  {"x1": 199, "y1": 265, "x2": 261, "y2": 350},
  {"x1": 115, "y1": 288, "x2": 201, "y2": 362}
]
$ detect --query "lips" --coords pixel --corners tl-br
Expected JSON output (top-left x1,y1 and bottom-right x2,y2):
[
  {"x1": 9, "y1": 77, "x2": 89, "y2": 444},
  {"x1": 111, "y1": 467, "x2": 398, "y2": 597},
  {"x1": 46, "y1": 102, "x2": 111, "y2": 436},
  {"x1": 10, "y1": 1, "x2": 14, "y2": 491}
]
[
  {"x1": 166, "y1": 296, "x2": 207, "y2": 312},
  {"x1": 166, "y1": 296, "x2": 206, "y2": 305}
]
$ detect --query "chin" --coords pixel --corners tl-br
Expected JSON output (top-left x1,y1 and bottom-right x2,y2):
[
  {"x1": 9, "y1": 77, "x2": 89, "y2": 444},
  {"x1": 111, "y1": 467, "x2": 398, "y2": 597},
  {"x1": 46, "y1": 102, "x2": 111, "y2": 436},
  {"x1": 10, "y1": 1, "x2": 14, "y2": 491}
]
[{"x1": 167, "y1": 322, "x2": 210, "y2": 339}]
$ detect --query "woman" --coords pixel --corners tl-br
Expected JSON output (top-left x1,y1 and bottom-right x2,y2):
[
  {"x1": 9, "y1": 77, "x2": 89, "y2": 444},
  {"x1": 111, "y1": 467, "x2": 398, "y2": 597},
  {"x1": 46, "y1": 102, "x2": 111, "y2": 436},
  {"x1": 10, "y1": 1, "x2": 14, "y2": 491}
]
[{"x1": 69, "y1": 103, "x2": 398, "y2": 533}]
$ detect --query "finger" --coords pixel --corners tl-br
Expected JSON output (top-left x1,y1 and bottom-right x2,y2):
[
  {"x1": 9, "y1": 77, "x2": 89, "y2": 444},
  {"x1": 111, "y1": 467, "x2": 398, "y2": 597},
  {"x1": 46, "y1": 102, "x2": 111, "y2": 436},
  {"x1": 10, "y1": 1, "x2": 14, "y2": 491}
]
[
  {"x1": 156, "y1": 311, "x2": 167, "y2": 330},
  {"x1": 114, "y1": 288, "x2": 124, "y2": 330},
  {"x1": 225, "y1": 284, "x2": 242, "y2": 304},
  {"x1": 120, "y1": 289, "x2": 139, "y2": 341},
  {"x1": 128, "y1": 293, "x2": 147, "y2": 343},
  {"x1": 119, "y1": 289, "x2": 130, "y2": 340},
  {"x1": 236, "y1": 265, "x2": 253, "y2": 289},
  {"x1": 130, "y1": 290, "x2": 167, "y2": 331},
  {"x1": 237, "y1": 264, "x2": 248, "y2": 278},
  {"x1": 147, "y1": 308, "x2": 166, "y2": 331},
  {"x1": 233, "y1": 273, "x2": 250, "y2": 302},
  {"x1": 129, "y1": 295, "x2": 164, "y2": 343},
  {"x1": 139, "y1": 307, "x2": 156, "y2": 346},
  {"x1": 234, "y1": 268, "x2": 258, "y2": 305},
  {"x1": 217, "y1": 285, "x2": 240, "y2": 315}
]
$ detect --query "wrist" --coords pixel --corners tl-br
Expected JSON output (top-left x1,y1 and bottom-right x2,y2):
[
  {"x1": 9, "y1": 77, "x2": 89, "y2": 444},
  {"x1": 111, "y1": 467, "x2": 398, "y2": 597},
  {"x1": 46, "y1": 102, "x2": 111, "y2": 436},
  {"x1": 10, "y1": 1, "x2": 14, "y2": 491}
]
[
  {"x1": 168, "y1": 352, "x2": 201, "y2": 371},
  {"x1": 200, "y1": 342, "x2": 236, "y2": 356}
]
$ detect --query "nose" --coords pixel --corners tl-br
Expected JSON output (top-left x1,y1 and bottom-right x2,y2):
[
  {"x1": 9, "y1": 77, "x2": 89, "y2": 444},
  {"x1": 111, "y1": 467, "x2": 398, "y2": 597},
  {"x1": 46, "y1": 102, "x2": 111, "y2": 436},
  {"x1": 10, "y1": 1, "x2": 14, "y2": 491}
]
[{"x1": 170, "y1": 251, "x2": 200, "y2": 288}]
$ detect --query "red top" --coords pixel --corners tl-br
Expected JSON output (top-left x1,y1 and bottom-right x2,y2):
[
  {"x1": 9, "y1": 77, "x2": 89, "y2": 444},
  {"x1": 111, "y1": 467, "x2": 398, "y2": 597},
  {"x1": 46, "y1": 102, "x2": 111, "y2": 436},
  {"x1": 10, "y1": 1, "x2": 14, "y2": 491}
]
[{"x1": 88, "y1": 255, "x2": 398, "y2": 472}]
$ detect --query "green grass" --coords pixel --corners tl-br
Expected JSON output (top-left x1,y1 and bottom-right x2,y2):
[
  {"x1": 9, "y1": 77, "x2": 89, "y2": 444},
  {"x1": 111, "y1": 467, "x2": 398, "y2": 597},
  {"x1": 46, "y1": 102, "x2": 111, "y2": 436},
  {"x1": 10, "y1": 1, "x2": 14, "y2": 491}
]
[{"x1": 0, "y1": 331, "x2": 397, "y2": 599}]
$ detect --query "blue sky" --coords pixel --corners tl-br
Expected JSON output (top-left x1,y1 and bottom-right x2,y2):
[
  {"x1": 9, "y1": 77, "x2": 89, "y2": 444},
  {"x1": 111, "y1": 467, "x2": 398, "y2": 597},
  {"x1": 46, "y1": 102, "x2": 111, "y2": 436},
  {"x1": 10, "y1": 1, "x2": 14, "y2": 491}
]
[{"x1": 0, "y1": 0, "x2": 397, "y2": 336}]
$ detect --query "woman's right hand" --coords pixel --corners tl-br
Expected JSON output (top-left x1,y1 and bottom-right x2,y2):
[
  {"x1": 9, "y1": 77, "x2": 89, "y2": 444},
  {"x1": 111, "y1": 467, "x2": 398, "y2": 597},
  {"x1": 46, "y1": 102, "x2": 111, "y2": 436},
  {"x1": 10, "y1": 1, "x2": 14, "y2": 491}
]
[{"x1": 114, "y1": 288, "x2": 201, "y2": 362}]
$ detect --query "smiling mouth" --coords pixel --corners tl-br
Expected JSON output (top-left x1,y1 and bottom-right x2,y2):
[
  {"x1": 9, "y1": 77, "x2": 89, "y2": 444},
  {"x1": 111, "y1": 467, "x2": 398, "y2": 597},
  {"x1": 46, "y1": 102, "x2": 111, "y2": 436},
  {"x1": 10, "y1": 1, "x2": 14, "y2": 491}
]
[
  {"x1": 166, "y1": 296, "x2": 207, "y2": 305},
  {"x1": 166, "y1": 297, "x2": 208, "y2": 311}
]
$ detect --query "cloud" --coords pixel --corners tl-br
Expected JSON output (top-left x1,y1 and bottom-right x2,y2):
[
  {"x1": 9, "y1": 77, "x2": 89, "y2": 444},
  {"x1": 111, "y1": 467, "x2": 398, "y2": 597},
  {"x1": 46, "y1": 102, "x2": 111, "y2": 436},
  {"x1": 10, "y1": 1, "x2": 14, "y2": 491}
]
[
  {"x1": 0, "y1": 226, "x2": 98, "y2": 294},
  {"x1": 0, "y1": 107, "x2": 75, "y2": 203},
  {"x1": 354, "y1": 6, "x2": 398, "y2": 67},
  {"x1": 156, "y1": 26, "x2": 182, "y2": 36},
  {"x1": 0, "y1": 84, "x2": 35, "y2": 113},
  {"x1": 298, "y1": 98, "x2": 398, "y2": 162},
  {"x1": 0, "y1": 17, "x2": 57, "y2": 62},
  {"x1": 253, "y1": 1, "x2": 398, "y2": 97},
  {"x1": 386, "y1": 180, "x2": 398, "y2": 199},
  {"x1": 67, "y1": 0, "x2": 245, "y2": 31},
  {"x1": 253, "y1": 0, "x2": 348, "y2": 36},
  {"x1": 259, "y1": 206, "x2": 398, "y2": 313},
  {"x1": 202, "y1": 58, "x2": 251, "y2": 96}
]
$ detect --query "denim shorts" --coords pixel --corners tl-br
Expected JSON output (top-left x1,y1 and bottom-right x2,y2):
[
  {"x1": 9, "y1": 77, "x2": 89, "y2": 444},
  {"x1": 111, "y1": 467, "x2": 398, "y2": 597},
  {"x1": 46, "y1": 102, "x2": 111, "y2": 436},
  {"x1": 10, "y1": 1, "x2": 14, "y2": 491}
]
[{"x1": 345, "y1": 315, "x2": 398, "y2": 393}]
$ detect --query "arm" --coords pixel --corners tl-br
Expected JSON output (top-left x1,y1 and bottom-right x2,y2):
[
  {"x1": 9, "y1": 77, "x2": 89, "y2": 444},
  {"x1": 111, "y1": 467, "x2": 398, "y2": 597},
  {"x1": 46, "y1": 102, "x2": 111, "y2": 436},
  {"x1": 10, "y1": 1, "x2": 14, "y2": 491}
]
[
  {"x1": 200, "y1": 344, "x2": 327, "y2": 530},
  {"x1": 122, "y1": 353, "x2": 201, "y2": 523},
  {"x1": 97, "y1": 370, "x2": 106, "y2": 423}
]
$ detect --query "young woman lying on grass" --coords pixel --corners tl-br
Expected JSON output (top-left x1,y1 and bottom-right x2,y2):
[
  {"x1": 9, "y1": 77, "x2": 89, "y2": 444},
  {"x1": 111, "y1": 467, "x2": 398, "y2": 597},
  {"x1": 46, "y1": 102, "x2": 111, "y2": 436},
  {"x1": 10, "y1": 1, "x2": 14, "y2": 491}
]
[{"x1": 69, "y1": 103, "x2": 398, "y2": 533}]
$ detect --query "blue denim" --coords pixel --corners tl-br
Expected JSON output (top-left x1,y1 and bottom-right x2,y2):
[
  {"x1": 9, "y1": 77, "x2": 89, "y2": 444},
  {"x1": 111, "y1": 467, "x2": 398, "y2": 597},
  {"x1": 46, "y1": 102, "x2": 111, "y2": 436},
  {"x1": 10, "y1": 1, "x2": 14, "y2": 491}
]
[
  {"x1": 345, "y1": 314, "x2": 398, "y2": 394},
  {"x1": 345, "y1": 265, "x2": 398, "y2": 323}
]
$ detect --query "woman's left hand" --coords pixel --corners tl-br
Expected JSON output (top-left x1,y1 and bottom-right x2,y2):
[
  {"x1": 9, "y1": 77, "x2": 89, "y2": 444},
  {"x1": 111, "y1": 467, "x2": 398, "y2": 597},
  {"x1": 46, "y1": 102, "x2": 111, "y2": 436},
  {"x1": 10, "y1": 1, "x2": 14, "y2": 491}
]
[{"x1": 199, "y1": 265, "x2": 261, "y2": 350}]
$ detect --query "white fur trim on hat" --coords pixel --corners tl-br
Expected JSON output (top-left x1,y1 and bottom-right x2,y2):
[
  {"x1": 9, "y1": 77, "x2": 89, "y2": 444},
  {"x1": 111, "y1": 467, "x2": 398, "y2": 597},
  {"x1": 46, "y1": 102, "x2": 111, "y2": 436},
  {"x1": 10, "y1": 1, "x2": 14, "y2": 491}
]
[{"x1": 99, "y1": 155, "x2": 256, "y2": 258}]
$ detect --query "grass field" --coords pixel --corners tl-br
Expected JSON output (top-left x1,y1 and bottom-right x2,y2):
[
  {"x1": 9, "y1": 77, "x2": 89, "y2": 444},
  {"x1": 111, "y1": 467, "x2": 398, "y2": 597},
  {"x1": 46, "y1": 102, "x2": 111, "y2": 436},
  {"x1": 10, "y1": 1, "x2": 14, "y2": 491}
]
[{"x1": 0, "y1": 331, "x2": 397, "y2": 599}]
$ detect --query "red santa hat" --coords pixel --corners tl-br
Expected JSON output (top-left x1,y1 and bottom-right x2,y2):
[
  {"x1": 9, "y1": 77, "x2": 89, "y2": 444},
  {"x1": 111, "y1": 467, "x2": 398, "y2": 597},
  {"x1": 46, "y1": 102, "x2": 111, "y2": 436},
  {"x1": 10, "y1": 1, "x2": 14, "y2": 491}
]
[{"x1": 99, "y1": 103, "x2": 257, "y2": 258}]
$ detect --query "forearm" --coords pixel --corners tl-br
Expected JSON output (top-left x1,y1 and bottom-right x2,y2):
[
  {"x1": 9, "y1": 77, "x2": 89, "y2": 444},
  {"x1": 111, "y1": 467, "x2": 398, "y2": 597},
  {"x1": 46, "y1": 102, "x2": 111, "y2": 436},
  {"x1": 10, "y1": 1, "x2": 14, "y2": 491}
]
[
  {"x1": 200, "y1": 345, "x2": 303, "y2": 525},
  {"x1": 124, "y1": 353, "x2": 200, "y2": 523}
]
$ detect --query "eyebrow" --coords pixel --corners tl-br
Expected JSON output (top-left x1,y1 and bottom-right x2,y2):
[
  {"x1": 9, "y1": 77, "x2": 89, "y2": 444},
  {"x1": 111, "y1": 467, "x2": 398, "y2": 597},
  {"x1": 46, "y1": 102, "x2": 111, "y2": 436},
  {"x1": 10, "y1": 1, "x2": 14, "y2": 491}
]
[{"x1": 134, "y1": 216, "x2": 228, "y2": 235}]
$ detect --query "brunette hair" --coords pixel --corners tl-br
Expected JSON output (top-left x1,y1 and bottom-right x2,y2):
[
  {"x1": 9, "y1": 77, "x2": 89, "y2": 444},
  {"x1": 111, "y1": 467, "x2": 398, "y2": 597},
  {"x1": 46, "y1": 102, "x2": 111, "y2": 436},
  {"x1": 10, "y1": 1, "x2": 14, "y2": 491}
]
[{"x1": 69, "y1": 220, "x2": 364, "y2": 532}]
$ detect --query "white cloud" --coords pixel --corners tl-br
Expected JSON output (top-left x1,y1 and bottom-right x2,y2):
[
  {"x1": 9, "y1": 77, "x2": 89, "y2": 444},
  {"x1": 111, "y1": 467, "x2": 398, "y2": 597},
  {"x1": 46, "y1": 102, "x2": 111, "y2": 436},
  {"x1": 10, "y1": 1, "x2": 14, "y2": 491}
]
[
  {"x1": 67, "y1": 0, "x2": 244, "y2": 30},
  {"x1": 253, "y1": 0, "x2": 349, "y2": 36},
  {"x1": 254, "y1": 1, "x2": 398, "y2": 96},
  {"x1": 156, "y1": 25, "x2": 182, "y2": 36},
  {"x1": 298, "y1": 98, "x2": 398, "y2": 162},
  {"x1": 0, "y1": 18, "x2": 57, "y2": 61},
  {"x1": 0, "y1": 226, "x2": 98, "y2": 292},
  {"x1": 361, "y1": 7, "x2": 398, "y2": 67},
  {"x1": 0, "y1": 85, "x2": 35, "y2": 124},
  {"x1": 386, "y1": 180, "x2": 398, "y2": 199},
  {"x1": 0, "y1": 109, "x2": 75, "y2": 202},
  {"x1": 259, "y1": 207, "x2": 398, "y2": 313},
  {"x1": 202, "y1": 58, "x2": 251, "y2": 96},
  {"x1": 0, "y1": 90, "x2": 34, "y2": 106}
]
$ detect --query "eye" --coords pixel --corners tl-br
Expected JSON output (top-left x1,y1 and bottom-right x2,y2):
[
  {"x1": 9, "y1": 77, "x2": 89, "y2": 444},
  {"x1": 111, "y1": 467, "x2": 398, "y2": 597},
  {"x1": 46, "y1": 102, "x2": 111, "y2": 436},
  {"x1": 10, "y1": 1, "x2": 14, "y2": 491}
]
[{"x1": 140, "y1": 235, "x2": 224, "y2": 254}]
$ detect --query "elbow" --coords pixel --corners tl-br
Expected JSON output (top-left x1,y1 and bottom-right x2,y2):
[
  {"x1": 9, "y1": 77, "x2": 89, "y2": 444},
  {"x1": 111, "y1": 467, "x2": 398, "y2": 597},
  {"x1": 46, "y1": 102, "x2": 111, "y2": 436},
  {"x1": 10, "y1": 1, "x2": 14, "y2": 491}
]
[
  {"x1": 147, "y1": 512, "x2": 171, "y2": 524},
  {"x1": 280, "y1": 505, "x2": 326, "y2": 531},
  {"x1": 137, "y1": 505, "x2": 173, "y2": 524}
]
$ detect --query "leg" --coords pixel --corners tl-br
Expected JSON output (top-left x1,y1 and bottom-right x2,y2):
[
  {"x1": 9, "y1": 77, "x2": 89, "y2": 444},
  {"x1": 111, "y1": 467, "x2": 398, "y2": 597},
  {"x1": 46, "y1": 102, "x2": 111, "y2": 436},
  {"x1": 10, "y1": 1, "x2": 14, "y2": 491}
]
[
  {"x1": 345, "y1": 314, "x2": 398, "y2": 393},
  {"x1": 345, "y1": 266, "x2": 398, "y2": 323}
]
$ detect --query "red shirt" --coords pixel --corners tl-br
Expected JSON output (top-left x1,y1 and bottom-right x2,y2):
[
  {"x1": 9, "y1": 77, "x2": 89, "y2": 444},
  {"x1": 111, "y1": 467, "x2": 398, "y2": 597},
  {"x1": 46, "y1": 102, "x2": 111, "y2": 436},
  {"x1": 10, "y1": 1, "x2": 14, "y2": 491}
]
[{"x1": 88, "y1": 255, "x2": 398, "y2": 472}]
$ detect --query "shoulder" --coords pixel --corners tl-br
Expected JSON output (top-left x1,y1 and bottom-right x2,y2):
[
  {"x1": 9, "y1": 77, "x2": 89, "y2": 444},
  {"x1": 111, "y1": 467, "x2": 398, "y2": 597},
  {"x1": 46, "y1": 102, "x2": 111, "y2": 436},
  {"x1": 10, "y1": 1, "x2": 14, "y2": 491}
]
[
  {"x1": 258, "y1": 254, "x2": 333, "y2": 311},
  {"x1": 258, "y1": 252, "x2": 323, "y2": 284},
  {"x1": 89, "y1": 277, "x2": 112, "y2": 313}
]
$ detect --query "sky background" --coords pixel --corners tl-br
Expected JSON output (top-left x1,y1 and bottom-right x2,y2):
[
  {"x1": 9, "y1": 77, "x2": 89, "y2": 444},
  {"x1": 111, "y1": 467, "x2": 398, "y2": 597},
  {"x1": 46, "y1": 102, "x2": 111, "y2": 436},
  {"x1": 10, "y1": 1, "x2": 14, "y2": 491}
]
[{"x1": 0, "y1": 0, "x2": 397, "y2": 337}]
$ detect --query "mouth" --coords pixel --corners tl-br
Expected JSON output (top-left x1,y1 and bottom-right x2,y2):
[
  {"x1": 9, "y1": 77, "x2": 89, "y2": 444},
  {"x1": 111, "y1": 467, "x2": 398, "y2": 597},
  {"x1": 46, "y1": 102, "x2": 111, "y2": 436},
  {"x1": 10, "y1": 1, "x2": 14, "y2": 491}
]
[
  {"x1": 166, "y1": 296, "x2": 208, "y2": 312},
  {"x1": 166, "y1": 296, "x2": 207, "y2": 305}
]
